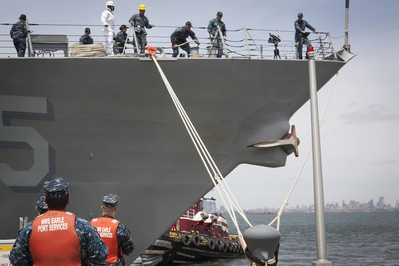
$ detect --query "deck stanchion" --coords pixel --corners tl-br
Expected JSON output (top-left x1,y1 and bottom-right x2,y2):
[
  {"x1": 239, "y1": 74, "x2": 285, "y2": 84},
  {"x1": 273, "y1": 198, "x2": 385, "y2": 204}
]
[{"x1": 308, "y1": 46, "x2": 333, "y2": 266}]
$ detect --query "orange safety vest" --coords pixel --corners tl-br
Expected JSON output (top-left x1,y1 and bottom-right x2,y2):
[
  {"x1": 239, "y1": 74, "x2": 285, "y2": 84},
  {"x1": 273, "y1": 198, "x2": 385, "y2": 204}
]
[
  {"x1": 29, "y1": 210, "x2": 81, "y2": 266},
  {"x1": 91, "y1": 217, "x2": 122, "y2": 264}
]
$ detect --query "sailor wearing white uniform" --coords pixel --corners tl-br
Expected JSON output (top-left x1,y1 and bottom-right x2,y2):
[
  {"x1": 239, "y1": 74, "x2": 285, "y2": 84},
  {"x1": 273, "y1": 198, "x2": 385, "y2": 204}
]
[{"x1": 101, "y1": 1, "x2": 115, "y2": 55}]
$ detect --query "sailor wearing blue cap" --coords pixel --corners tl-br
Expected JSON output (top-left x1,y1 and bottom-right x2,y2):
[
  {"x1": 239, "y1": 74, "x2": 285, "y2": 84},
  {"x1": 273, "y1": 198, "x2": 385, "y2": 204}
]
[
  {"x1": 10, "y1": 14, "x2": 28, "y2": 57},
  {"x1": 91, "y1": 194, "x2": 135, "y2": 265},
  {"x1": 113, "y1": 25, "x2": 132, "y2": 55},
  {"x1": 294, "y1": 12, "x2": 319, "y2": 59},
  {"x1": 79, "y1": 27, "x2": 94, "y2": 45},
  {"x1": 170, "y1": 21, "x2": 200, "y2": 57},
  {"x1": 35, "y1": 196, "x2": 48, "y2": 215},
  {"x1": 207, "y1": 11, "x2": 227, "y2": 58},
  {"x1": 10, "y1": 177, "x2": 109, "y2": 266}
]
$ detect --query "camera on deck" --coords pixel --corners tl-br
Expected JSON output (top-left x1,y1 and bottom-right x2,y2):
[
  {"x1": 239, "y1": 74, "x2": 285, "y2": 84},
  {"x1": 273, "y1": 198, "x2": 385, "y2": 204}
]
[
  {"x1": 268, "y1": 33, "x2": 281, "y2": 44},
  {"x1": 268, "y1": 33, "x2": 281, "y2": 59}
]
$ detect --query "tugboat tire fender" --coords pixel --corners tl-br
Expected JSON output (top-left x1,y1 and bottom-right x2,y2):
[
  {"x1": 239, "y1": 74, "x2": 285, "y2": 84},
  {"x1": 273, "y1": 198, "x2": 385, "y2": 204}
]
[
  {"x1": 207, "y1": 238, "x2": 215, "y2": 250},
  {"x1": 228, "y1": 240, "x2": 234, "y2": 252},
  {"x1": 192, "y1": 234, "x2": 200, "y2": 246},
  {"x1": 217, "y1": 239, "x2": 224, "y2": 251},
  {"x1": 181, "y1": 234, "x2": 191, "y2": 246},
  {"x1": 223, "y1": 240, "x2": 228, "y2": 252}
]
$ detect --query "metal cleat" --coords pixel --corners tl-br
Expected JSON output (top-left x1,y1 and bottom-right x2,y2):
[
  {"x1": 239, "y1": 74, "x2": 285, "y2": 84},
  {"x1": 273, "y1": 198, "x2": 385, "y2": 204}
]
[{"x1": 247, "y1": 125, "x2": 300, "y2": 157}]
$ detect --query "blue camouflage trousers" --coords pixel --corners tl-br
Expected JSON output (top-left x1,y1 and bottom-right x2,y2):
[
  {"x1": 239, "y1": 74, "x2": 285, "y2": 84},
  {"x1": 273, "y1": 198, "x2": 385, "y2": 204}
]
[
  {"x1": 13, "y1": 38, "x2": 26, "y2": 57},
  {"x1": 211, "y1": 37, "x2": 224, "y2": 58},
  {"x1": 296, "y1": 36, "x2": 312, "y2": 59},
  {"x1": 133, "y1": 33, "x2": 147, "y2": 55},
  {"x1": 172, "y1": 39, "x2": 190, "y2": 57}
]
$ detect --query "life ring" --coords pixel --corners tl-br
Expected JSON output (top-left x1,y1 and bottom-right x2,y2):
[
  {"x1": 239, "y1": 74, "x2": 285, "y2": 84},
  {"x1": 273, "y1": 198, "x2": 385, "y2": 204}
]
[
  {"x1": 207, "y1": 238, "x2": 215, "y2": 250},
  {"x1": 192, "y1": 234, "x2": 200, "y2": 246},
  {"x1": 181, "y1": 234, "x2": 191, "y2": 246}
]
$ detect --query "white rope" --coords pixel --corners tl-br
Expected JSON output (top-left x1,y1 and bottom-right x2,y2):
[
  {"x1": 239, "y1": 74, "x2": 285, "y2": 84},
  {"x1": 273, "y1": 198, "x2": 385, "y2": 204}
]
[
  {"x1": 269, "y1": 72, "x2": 339, "y2": 230},
  {"x1": 122, "y1": 26, "x2": 132, "y2": 55},
  {"x1": 161, "y1": 40, "x2": 195, "y2": 49},
  {"x1": 150, "y1": 55, "x2": 251, "y2": 237},
  {"x1": 132, "y1": 25, "x2": 139, "y2": 55}
]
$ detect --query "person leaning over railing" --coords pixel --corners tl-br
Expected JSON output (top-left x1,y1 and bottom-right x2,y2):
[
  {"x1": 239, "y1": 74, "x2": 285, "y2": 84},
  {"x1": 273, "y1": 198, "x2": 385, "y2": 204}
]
[{"x1": 170, "y1": 21, "x2": 200, "y2": 57}]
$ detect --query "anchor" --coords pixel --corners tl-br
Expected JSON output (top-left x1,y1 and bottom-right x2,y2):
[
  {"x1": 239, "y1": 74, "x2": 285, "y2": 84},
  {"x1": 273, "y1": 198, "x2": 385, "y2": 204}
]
[{"x1": 248, "y1": 125, "x2": 300, "y2": 157}]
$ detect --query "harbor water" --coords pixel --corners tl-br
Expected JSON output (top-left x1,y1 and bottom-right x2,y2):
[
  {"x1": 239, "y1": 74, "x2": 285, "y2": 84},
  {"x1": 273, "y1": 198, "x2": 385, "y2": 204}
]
[{"x1": 186, "y1": 212, "x2": 399, "y2": 266}]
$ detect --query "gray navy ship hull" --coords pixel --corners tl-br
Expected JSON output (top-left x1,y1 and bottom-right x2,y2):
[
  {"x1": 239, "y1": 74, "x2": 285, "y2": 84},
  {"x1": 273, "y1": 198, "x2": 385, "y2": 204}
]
[{"x1": 0, "y1": 55, "x2": 347, "y2": 262}]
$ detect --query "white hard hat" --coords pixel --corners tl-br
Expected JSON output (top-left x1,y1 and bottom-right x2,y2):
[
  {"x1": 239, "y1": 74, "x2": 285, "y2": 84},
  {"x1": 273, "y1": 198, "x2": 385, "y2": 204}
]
[{"x1": 106, "y1": 1, "x2": 114, "y2": 7}]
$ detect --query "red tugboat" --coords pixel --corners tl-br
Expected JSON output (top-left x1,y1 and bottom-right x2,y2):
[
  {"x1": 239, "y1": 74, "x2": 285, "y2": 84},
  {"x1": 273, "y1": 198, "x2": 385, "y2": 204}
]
[{"x1": 139, "y1": 198, "x2": 243, "y2": 265}]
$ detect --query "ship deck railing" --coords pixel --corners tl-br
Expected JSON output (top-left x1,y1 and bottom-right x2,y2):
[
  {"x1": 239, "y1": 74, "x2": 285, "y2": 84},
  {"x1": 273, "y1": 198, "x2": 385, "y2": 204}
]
[{"x1": 0, "y1": 22, "x2": 343, "y2": 60}]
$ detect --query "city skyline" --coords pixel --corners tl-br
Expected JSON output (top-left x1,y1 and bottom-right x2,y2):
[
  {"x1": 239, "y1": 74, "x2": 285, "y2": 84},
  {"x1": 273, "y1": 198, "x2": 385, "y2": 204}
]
[{"x1": 214, "y1": 196, "x2": 399, "y2": 212}]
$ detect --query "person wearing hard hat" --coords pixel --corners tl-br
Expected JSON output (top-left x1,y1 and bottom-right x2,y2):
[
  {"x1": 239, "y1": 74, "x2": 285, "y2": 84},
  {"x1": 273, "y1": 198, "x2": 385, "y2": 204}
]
[
  {"x1": 101, "y1": 1, "x2": 115, "y2": 55},
  {"x1": 79, "y1": 27, "x2": 94, "y2": 45},
  {"x1": 207, "y1": 11, "x2": 227, "y2": 58},
  {"x1": 294, "y1": 12, "x2": 318, "y2": 59},
  {"x1": 128, "y1": 4, "x2": 155, "y2": 55},
  {"x1": 90, "y1": 194, "x2": 135, "y2": 266},
  {"x1": 113, "y1": 25, "x2": 132, "y2": 55},
  {"x1": 9, "y1": 14, "x2": 29, "y2": 57},
  {"x1": 10, "y1": 177, "x2": 109, "y2": 265},
  {"x1": 170, "y1": 21, "x2": 200, "y2": 57}
]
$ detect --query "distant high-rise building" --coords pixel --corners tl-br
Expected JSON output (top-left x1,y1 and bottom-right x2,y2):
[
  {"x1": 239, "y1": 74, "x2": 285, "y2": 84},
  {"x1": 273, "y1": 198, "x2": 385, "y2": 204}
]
[
  {"x1": 396, "y1": 200, "x2": 399, "y2": 209},
  {"x1": 378, "y1": 197, "x2": 384, "y2": 209},
  {"x1": 369, "y1": 199, "x2": 374, "y2": 208},
  {"x1": 220, "y1": 205, "x2": 225, "y2": 213}
]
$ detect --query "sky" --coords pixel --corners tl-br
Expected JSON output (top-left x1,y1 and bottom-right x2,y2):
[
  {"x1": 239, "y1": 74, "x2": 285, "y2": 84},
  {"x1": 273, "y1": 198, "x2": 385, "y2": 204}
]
[{"x1": 1, "y1": 0, "x2": 399, "y2": 209}]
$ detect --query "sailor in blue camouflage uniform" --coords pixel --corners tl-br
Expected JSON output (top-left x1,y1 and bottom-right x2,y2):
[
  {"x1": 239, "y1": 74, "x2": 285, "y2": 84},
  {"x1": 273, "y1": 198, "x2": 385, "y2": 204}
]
[
  {"x1": 10, "y1": 14, "x2": 28, "y2": 57},
  {"x1": 208, "y1": 11, "x2": 227, "y2": 58},
  {"x1": 294, "y1": 13, "x2": 319, "y2": 59},
  {"x1": 35, "y1": 196, "x2": 48, "y2": 215},
  {"x1": 170, "y1": 21, "x2": 200, "y2": 58},
  {"x1": 90, "y1": 194, "x2": 135, "y2": 266},
  {"x1": 9, "y1": 177, "x2": 108, "y2": 266},
  {"x1": 80, "y1": 27, "x2": 94, "y2": 45},
  {"x1": 128, "y1": 4, "x2": 155, "y2": 55},
  {"x1": 113, "y1": 25, "x2": 132, "y2": 55}
]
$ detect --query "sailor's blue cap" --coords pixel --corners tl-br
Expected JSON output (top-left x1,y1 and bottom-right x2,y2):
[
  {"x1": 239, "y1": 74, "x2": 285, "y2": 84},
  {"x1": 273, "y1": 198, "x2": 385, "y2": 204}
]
[
  {"x1": 217, "y1": 11, "x2": 223, "y2": 16},
  {"x1": 298, "y1": 12, "x2": 303, "y2": 17},
  {"x1": 43, "y1": 177, "x2": 69, "y2": 199},
  {"x1": 185, "y1": 21, "x2": 192, "y2": 28},
  {"x1": 102, "y1": 194, "x2": 119, "y2": 206},
  {"x1": 119, "y1": 24, "x2": 128, "y2": 30},
  {"x1": 19, "y1": 14, "x2": 27, "y2": 20},
  {"x1": 85, "y1": 27, "x2": 91, "y2": 34},
  {"x1": 35, "y1": 196, "x2": 48, "y2": 214}
]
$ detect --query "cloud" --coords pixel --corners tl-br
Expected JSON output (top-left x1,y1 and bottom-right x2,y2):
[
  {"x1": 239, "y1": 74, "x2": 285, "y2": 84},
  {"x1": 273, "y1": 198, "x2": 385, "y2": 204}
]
[{"x1": 341, "y1": 104, "x2": 399, "y2": 124}]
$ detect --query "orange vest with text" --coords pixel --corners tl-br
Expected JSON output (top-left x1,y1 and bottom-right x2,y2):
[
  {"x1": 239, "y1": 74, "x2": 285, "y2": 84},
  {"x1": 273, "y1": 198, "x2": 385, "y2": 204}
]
[
  {"x1": 90, "y1": 217, "x2": 122, "y2": 264},
  {"x1": 29, "y1": 210, "x2": 81, "y2": 266}
]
